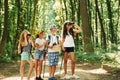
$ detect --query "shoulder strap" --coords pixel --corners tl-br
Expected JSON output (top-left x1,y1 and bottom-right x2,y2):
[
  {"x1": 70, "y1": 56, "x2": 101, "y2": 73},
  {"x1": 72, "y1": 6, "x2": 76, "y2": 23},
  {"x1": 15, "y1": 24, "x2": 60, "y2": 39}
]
[
  {"x1": 48, "y1": 35, "x2": 51, "y2": 44},
  {"x1": 48, "y1": 35, "x2": 59, "y2": 44},
  {"x1": 56, "y1": 35, "x2": 59, "y2": 44}
]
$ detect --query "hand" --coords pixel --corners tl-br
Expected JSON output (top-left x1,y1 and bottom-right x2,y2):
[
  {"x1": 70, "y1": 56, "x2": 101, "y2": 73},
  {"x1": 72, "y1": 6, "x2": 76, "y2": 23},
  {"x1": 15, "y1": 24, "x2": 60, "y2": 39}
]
[
  {"x1": 62, "y1": 47, "x2": 65, "y2": 51},
  {"x1": 74, "y1": 23, "x2": 79, "y2": 28},
  {"x1": 24, "y1": 33, "x2": 27, "y2": 38},
  {"x1": 29, "y1": 36, "x2": 33, "y2": 40},
  {"x1": 49, "y1": 46, "x2": 53, "y2": 49},
  {"x1": 43, "y1": 41, "x2": 46, "y2": 45},
  {"x1": 18, "y1": 48, "x2": 21, "y2": 54}
]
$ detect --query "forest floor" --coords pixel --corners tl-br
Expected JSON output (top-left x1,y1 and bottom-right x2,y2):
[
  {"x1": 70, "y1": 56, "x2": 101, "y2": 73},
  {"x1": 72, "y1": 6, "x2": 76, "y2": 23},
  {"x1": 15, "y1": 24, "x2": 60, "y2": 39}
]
[{"x1": 0, "y1": 57, "x2": 120, "y2": 80}]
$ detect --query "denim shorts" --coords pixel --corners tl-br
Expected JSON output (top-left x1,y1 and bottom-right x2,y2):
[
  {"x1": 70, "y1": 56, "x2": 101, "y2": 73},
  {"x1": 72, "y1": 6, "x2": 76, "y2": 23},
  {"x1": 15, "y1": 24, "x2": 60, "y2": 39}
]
[
  {"x1": 34, "y1": 50, "x2": 44, "y2": 60},
  {"x1": 48, "y1": 52, "x2": 59, "y2": 66},
  {"x1": 21, "y1": 52, "x2": 32, "y2": 60}
]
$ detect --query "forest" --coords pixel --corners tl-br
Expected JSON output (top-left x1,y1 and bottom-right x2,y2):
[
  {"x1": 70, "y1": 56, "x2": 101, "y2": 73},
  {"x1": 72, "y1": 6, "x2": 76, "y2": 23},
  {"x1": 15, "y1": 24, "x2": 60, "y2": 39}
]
[{"x1": 0, "y1": 0, "x2": 120, "y2": 80}]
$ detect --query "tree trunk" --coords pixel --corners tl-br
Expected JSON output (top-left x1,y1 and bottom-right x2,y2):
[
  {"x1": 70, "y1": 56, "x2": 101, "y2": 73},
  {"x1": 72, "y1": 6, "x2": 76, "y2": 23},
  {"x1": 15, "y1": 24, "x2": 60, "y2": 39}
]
[
  {"x1": 0, "y1": 0, "x2": 9, "y2": 54},
  {"x1": 63, "y1": 0, "x2": 68, "y2": 20},
  {"x1": 80, "y1": 0, "x2": 94, "y2": 52},
  {"x1": 77, "y1": 0, "x2": 80, "y2": 25},
  {"x1": 88, "y1": 0, "x2": 94, "y2": 43},
  {"x1": 11, "y1": 0, "x2": 21, "y2": 55},
  {"x1": 95, "y1": 0, "x2": 107, "y2": 50},
  {"x1": 106, "y1": 0, "x2": 115, "y2": 44},
  {"x1": 116, "y1": 0, "x2": 120, "y2": 44},
  {"x1": 31, "y1": 0, "x2": 38, "y2": 33},
  {"x1": 0, "y1": 0, "x2": 2, "y2": 39},
  {"x1": 70, "y1": 0, "x2": 75, "y2": 21},
  {"x1": 95, "y1": 1, "x2": 98, "y2": 47}
]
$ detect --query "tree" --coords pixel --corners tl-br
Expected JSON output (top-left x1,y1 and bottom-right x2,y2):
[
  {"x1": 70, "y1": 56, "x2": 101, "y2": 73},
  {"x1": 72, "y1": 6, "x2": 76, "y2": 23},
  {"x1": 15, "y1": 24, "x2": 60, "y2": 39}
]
[
  {"x1": 63, "y1": 0, "x2": 68, "y2": 20},
  {"x1": 80, "y1": 0, "x2": 94, "y2": 52},
  {"x1": 106, "y1": 0, "x2": 116, "y2": 44},
  {"x1": 0, "y1": 0, "x2": 9, "y2": 54},
  {"x1": 95, "y1": 0, "x2": 107, "y2": 50}
]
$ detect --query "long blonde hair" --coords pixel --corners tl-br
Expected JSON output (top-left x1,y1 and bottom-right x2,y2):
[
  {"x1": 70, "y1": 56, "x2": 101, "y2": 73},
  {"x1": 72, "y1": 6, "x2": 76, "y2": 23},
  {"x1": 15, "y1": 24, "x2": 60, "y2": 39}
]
[{"x1": 19, "y1": 30, "x2": 29, "y2": 44}]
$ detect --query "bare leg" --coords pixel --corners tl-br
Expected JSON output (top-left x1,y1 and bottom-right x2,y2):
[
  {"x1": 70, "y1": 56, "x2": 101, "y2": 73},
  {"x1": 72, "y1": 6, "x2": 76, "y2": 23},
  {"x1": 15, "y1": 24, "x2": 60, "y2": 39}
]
[
  {"x1": 20, "y1": 60, "x2": 25, "y2": 80},
  {"x1": 64, "y1": 52, "x2": 68, "y2": 75},
  {"x1": 49, "y1": 66, "x2": 52, "y2": 77},
  {"x1": 51, "y1": 66, "x2": 56, "y2": 76},
  {"x1": 70, "y1": 52, "x2": 75, "y2": 75},
  {"x1": 27, "y1": 59, "x2": 34, "y2": 80},
  {"x1": 38, "y1": 60, "x2": 43, "y2": 77},
  {"x1": 35, "y1": 59, "x2": 39, "y2": 78}
]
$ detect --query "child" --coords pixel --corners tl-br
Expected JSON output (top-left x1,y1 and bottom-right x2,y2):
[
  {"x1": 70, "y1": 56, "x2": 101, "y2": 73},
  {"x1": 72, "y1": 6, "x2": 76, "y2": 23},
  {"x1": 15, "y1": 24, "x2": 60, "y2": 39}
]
[
  {"x1": 34, "y1": 30, "x2": 46, "y2": 80},
  {"x1": 18, "y1": 30, "x2": 34, "y2": 80},
  {"x1": 61, "y1": 21, "x2": 82, "y2": 79},
  {"x1": 46, "y1": 24, "x2": 61, "y2": 80}
]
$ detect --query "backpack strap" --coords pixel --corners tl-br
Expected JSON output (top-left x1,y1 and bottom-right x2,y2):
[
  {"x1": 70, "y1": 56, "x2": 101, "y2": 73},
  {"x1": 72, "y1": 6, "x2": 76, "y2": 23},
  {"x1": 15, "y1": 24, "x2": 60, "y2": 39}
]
[
  {"x1": 56, "y1": 35, "x2": 59, "y2": 44},
  {"x1": 48, "y1": 35, "x2": 51, "y2": 45},
  {"x1": 48, "y1": 35, "x2": 59, "y2": 45}
]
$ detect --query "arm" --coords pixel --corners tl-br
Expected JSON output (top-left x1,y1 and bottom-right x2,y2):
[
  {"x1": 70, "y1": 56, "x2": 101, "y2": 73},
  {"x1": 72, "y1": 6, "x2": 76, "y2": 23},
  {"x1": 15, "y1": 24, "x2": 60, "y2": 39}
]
[
  {"x1": 18, "y1": 42, "x2": 21, "y2": 54},
  {"x1": 35, "y1": 43, "x2": 44, "y2": 49},
  {"x1": 22, "y1": 34, "x2": 28, "y2": 46},
  {"x1": 73, "y1": 23, "x2": 82, "y2": 33},
  {"x1": 61, "y1": 36, "x2": 65, "y2": 51},
  {"x1": 46, "y1": 40, "x2": 53, "y2": 49},
  {"x1": 29, "y1": 36, "x2": 35, "y2": 48}
]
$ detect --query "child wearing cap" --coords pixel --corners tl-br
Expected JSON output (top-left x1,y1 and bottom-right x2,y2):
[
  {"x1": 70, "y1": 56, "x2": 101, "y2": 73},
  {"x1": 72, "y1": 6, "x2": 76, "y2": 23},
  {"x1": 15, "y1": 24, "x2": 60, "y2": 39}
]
[
  {"x1": 34, "y1": 30, "x2": 46, "y2": 80},
  {"x1": 61, "y1": 21, "x2": 82, "y2": 79},
  {"x1": 46, "y1": 24, "x2": 61, "y2": 80}
]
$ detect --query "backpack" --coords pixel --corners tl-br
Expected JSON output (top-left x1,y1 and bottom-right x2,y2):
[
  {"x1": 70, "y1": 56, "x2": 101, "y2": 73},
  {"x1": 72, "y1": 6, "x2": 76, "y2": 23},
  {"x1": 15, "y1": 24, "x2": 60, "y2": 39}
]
[{"x1": 48, "y1": 35, "x2": 59, "y2": 45}]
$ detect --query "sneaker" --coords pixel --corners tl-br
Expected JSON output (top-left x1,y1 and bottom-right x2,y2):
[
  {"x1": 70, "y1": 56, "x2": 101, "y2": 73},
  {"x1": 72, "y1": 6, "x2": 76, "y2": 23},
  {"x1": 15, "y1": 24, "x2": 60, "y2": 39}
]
[
  {"x1": 48, "y1": 77, "x2": 52, "y2": 80},
  {"x1": 72, "y1": 74, "x2": 80, "y2": 79},
  {"x1": 62, "y1": 74, "x2": 71, "y2": 79},
  {"x1": 38, "y1": 77, "x2": 44, "y2": 80},
  {"x1": 49, "y1": 76, "x2": 56, "y2": 80},
  {"x1": 35, "y1": 77, "x2": 39, "y2": 80}
]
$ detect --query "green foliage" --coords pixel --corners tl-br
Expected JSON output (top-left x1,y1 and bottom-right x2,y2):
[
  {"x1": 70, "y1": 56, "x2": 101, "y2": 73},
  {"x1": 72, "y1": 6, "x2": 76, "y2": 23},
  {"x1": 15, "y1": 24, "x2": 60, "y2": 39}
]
[
  {"x1": 0, "y1": 54, "x2": 12, "y2": 63},
  {"x1": 76, "y1": 51, "x2": 112, "y2": 64},
  {"x1": 0, "y1": 0, "x2": 120, "y2": 63}
]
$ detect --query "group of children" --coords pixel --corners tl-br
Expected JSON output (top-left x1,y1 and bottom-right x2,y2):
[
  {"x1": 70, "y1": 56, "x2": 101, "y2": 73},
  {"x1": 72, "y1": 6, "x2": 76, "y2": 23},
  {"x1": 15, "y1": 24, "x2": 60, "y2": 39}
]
[{"x1": 18, "y1": 21, "x2": 82, "y2": 80}]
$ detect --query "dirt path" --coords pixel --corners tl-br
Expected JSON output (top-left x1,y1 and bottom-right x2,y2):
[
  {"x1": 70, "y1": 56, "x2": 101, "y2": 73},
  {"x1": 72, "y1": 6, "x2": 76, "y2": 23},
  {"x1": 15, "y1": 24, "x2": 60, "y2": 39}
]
[{"x1": 0, "y1": 58, "x2": 120, "y2": 80}]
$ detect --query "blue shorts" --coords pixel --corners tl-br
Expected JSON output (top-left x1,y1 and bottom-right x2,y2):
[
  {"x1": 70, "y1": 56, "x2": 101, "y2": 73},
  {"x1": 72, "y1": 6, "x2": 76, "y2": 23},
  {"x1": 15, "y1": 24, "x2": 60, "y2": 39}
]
[
  {"x1": 34, "y1": 50, "x2": 44, "y2": 60},
  {"x1": 48, "y1": 52, "x2": 59, "y2": 66},
  {"x1": 21, "y1": 52, "x2": 32, "y2": 60}
]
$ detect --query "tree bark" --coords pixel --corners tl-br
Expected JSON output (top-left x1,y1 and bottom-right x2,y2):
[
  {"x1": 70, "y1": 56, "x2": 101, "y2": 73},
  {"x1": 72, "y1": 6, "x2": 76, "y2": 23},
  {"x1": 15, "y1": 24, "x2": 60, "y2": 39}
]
[
  {"x1": 63, "y1": 0, "x2": 68, "y2": 20},
  {"x1": 70, "y1": 0, "x2": 75, "y2": 21},
  {"x1": 95, "y1": 0, "x2": 107, "y2": 50},
  {"x1": 80, "y1": 0, "x2": 94, "y2": 52},
  {"x1": 0, "y1": 0, "x2": 2, "y2": 39},
  {"x1": 77, "y1": 0, "x2": 80, "y2": 25},
  {"x1": 0, "y1": 0, "x2": 9, "y2": 54},
  {"x1": 106, "y1": 0, "x2": 115, "y2": 44},
  {"x1": 95, "y1": 1, "x2": 98, "y2": 47}
]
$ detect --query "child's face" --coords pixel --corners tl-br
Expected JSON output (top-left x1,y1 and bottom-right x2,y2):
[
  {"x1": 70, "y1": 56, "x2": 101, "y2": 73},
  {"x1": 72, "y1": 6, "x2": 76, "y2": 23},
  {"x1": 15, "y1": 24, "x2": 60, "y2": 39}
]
[
  {"x1": 66, "y1": 24, "x2": 73, "y2": 30},
  {"x1": 39, "y1": 32, "x2": 45, "y2": 38},
  {"x1": 50, "y1": 28, "x2": 57, "y2": 35}
]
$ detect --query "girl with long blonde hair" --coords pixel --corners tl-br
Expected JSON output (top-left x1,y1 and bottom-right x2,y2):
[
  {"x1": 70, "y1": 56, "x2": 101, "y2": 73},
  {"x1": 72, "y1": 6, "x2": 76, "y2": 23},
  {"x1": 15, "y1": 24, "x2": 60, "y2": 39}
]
[{"x1": 18, "y1": 30, "x2": 34, "y2": 80}]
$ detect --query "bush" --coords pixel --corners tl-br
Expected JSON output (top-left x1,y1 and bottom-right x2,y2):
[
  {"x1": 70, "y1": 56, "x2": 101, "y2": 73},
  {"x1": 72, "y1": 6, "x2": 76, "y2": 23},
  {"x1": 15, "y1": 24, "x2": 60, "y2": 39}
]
[{"x1": 76, "y1": 51, "x2": 113, "y2": 64}]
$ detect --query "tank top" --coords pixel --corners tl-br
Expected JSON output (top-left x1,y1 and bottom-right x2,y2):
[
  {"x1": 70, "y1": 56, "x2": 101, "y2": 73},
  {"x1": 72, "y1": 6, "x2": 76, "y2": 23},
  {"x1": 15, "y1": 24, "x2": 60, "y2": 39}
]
[
  {"x1": 63, "y1": 33, "x2": 75, "y2": 47},
  {"x1": 21, "y1": 41, "x2": 32, "y2": 53}
]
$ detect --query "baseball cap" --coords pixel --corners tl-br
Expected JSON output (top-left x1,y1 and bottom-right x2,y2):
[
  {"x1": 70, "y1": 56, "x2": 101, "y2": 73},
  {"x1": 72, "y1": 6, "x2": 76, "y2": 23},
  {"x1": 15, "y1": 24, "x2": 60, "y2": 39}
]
[{"x1": 50, "y1": 24, "x2": 57, "y2": 29}]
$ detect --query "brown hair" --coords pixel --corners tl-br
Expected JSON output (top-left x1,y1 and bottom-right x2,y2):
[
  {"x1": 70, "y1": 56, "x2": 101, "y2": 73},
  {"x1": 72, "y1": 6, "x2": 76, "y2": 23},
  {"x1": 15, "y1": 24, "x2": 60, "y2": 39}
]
[{"x1": 36, "y1": 30, "x2": 45, "y2": 38}]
